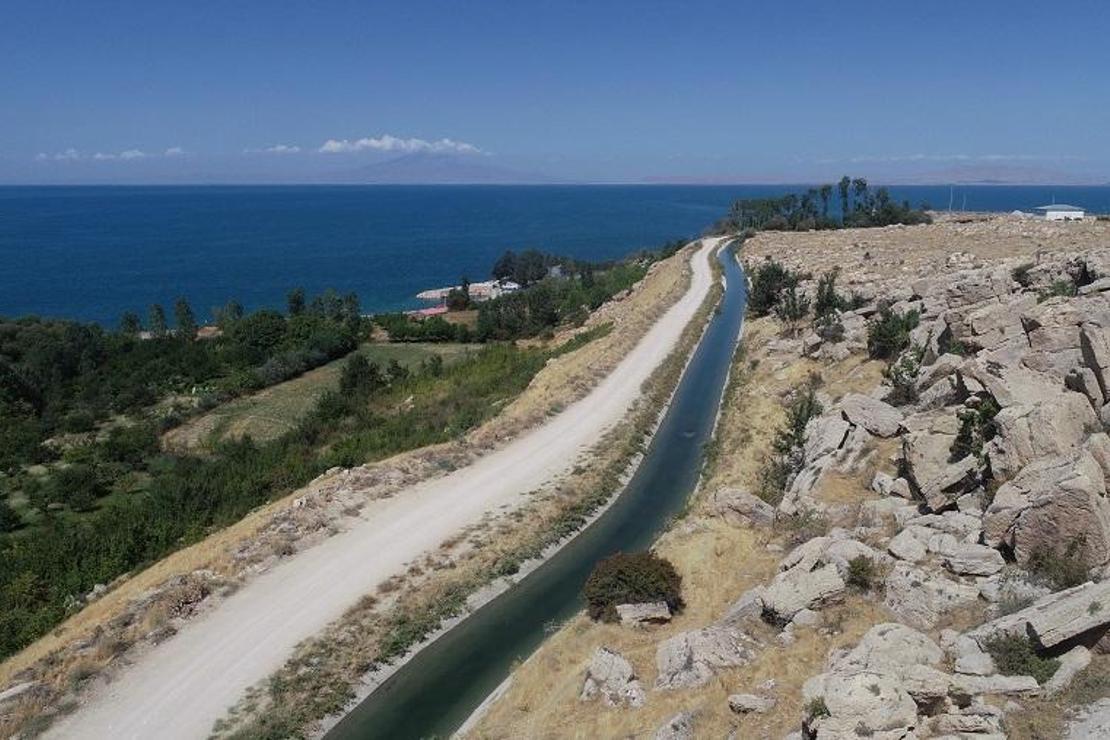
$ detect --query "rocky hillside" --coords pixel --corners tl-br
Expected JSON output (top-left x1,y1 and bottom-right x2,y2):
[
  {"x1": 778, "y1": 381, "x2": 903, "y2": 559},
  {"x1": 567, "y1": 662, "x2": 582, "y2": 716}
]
[{"x1": 472, "y1": 215, "x2": 1110, "y2": 739}]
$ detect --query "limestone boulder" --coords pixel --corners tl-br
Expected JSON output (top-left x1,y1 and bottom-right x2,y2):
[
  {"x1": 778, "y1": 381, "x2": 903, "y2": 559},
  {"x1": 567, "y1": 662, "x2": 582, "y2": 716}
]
[
  {"x1": 1066, "y1": 697, "x2": 1110, "y2": 739},
  {"x1": 942, "y1": 543, "x2": 1006, "y2": 576},
  {"x1": 802, "y1": 670, "x2": 918, "y2": 739},
  {"x1": 987, "y1": 390, "x2": 1099, "y2": 478},
  {"x1": 968, "y1": 581, "x2": 1110, "y2": 650},
  {"x1": 654, "y1": 627, "x2": 758, "y2": 690},
  {"x1": 761, "y1": 563, "x2": 846, "y2": 625},
  {"x1": 1045, "y1": 645, "x2": 1092, "y2": 697},
  {"x1": 840, "y1": 393, "x2": 904, "y2": 437},
  {"x1": 883, "y1": 561, "x2": 980, "y2": 629},
  {"x1": 983, "y1": 452, "x2": 1110, "y2": 569},
  {"x1": 727, "y1": 693, "x2": 776, "y2": 714},
  {"x1": 832, "y1": 623, "x2": 944, "y2": 673},
  {"x1": 616, "y1": 602, "x2": 672, "y2": 627},
  {"x1": 888, "y1": 529, "x2": 927, "y2": 563},
  {"x1": 949, "y1": 672, "x2": 1040, "y2": 698},
  {"x1": 653, "y1": 711, "x2": 695, "y2": 740},
  {"x1": 710, "y1": 487, "x2": 775, "y2": 527},
  {"x1": 580, "y1": 647, "x2": 646, "y2": 707},
  {"x1": 902, "y1": 429, "x2": 980, "y2": 511}
]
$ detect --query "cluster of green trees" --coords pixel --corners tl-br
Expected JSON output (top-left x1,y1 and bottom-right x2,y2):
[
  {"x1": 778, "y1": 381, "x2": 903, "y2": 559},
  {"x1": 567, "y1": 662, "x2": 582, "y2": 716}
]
[
  {"x1": 379, "y1": 240, "x2": 687, "y2": 344},
  {"x1": 715, "y1": 176, "x2": 932, "y2": 233},
  {"x1": 0, "y1": 331, "x2": 595, "y2": 658},
  {"x1": 475, "y1": 260, "x2": 646, "y2": 341},
  {"x1": 0, "y1": 289, "x2": 363, "y2": 475},
  {"x1": 373, "y1": 314, "x2": 473, "y2": 343}
]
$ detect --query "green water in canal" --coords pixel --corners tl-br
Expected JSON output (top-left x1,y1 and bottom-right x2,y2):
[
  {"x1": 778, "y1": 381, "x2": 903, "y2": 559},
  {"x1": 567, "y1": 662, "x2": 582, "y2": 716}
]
[{"x1": 328, "y1": 246, "x2": 747, "y2": 739}]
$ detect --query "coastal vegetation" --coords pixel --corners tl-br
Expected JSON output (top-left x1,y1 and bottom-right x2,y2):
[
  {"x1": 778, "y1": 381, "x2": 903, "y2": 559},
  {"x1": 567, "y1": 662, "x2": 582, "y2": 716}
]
[
  {"x1": 375, "y1": 243, "x2": 685, "y2": 344},
  {"x1": 211, "y1": 242, "x2": 715, "y2": 739},
  {"x1": 0, "y1": 240, "x2": 693, "y2": 660},
  {"x1": 713, "y1": 176, "x2": 931, "y2": 234},
  {"x1": 0, "y1": 333, "x2": 601, "y2": 659}
]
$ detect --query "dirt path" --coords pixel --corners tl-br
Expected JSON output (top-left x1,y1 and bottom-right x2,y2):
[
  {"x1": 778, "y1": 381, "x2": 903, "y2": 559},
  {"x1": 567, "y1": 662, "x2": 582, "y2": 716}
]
[{"x1": 46, "y1": 239, "x2": 721, "y2": 740}]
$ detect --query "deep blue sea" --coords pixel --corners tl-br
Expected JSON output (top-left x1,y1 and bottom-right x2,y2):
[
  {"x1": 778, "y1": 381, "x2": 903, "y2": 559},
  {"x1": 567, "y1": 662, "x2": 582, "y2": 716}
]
[{"x1": 2, "y1": 184, "x2": 1108, "y2": 327}]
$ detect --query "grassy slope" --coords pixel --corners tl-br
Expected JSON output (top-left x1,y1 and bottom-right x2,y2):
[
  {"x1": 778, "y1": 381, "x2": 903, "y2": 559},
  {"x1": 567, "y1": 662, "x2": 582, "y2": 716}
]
[{"x1": 163, "y1": 342, "x2": 475, "y2": 450}]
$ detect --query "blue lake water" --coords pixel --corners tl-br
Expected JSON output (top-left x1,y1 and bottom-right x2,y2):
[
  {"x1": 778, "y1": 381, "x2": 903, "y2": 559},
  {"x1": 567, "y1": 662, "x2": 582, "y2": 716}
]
[{"x1": 2, "y1": 184, "x2": 1107, "y2": 326}]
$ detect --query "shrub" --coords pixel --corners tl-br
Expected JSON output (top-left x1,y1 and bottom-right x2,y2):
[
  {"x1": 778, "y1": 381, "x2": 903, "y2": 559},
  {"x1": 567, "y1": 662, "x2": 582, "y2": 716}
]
[
  {"x1": 1027, "y1": 538, "x2": 1090, "y2": 590},
  {"x1": 583, "y1": 551, "x2": 684, "y2": 622},
  {"x1": 814, "y1": 269, "x2": 849, "y2": 318},
  {"x1": 884, "y1": 349, "x2": 921, "y2": 407},
  {"x1": 1038, "y1": 279, "x2": 1078, "y2": 303},
  {"x1": 846, "y1": 555, "x2": 879, "y2": 591},
  {"x1": 773, "y1": 284, "x2": 810, "y2": 325},
  {"x1": 983, "y1": 633, "x2": 1060, "y2": 684},
  {"x1": 806, "y1": 696, "x2": 830, "y2": 720},
  {"x1": 867, "y1": 306, "x2": 920, "y2": 360},
  {"x1": 748, "y1": 259, "x2": 800, "y2": 317},
  {"x1": 1011, "y1": 262, "x2": 1035, "y2": 287}
]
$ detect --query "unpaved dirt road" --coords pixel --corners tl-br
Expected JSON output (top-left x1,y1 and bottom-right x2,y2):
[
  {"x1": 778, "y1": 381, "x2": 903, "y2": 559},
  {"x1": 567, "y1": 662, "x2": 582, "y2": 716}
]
[{"x1": 47, "y1": 238, "x2": 722, "y2": 740}]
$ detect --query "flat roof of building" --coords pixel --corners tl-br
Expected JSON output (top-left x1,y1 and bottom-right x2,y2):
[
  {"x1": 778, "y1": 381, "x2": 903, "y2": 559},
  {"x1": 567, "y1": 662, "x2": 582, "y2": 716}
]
[{"x1": 1034, "y1": 204, "x2": 1084, "y2": 211}]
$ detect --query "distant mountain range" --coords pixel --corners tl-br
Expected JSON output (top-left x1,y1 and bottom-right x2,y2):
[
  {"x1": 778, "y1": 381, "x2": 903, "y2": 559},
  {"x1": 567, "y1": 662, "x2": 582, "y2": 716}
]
[{"x1": 329, "y1": 152, "x2": 559, "y2": 184}]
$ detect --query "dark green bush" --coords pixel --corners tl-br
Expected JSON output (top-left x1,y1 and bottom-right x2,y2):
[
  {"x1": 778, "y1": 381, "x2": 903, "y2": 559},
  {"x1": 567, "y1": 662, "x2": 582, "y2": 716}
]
[
  {"x1": 867, "y1": 307, "x2": 920, "y2": 360},
  {"x1": 1027, "y1": 538, "x2": 1090, "y2": 590},
  {"x1": 1011, "y1": 262, "x2": 1035, "y2": 287},
  {"x1": 846, "y1": 555, "x2": 879, "y2": 591},
  {"x1": 583, "y1": 551, "x2": 683, "y2": 622},
  {"x1": 748, "y1": 259, "x2": 801, "y2": 317},
  {"x1": 983, "y1": 633, "x2": 1060, "y2": 684}
]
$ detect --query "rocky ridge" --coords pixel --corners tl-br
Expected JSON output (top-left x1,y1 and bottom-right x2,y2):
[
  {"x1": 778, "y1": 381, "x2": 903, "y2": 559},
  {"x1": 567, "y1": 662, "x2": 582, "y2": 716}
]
[{"x1": 563, "y1": 217, "x2": 1110, "y2": 739}]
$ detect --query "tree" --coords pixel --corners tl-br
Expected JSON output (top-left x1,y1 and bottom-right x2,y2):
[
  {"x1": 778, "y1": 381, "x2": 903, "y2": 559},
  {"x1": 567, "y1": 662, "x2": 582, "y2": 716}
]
[
  {"x1": 287, "y1": 288, "x2": 306, "y2": 316},
  {"x1": 492, "y1": 250, "x2": 517, "y2": 281},
  {"x1": 446, "y1": 278, "x2": 471, "y2": 311},
  {"x1": 514, "y1": 249, "x2": 548, "y2": 286},
  {"x1": 228, "y1": 310, "x2": 287, "y2": 361},
  {"x1": 339, "y1": 354, "x2": 384, "y2": 395},
  {"x1": 583, "y1": 551, "x2": 684, "y2": 622},
  {"x1": 149, "y1": 304, "x2": 168, "y2": 338},
  {"x1": 814, "y1": 269, "x2": 843, "y2": 317},
  {"x1": 174, "y1": 297, "x2": 197, "y2": 340},
  {"x1": 837, "y1": 176, "x2": 851, "y2": 219},
  {"x1": 215, "y1": 300, "x2": 244, "y2": 329},
  {"x1": 819, "y1": 184, "x2": 833, "y2": 219},
  {"x1": 119, "y1": 311, "x2": 142, "y2": 337},
  {"x1": 0, "y1": 498, "x2": 20, "y2": 532},
  {"x1": 852, "y1": 178, "x2": 869, "y2": 210},
  {"x1": 341, "y1": 292, "x2": 361, "y2": 331}
]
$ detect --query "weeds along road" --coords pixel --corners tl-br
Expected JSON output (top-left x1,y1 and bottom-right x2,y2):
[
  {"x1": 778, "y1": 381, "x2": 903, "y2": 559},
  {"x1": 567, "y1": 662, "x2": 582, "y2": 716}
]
[{"x1": 47, "y1": 238, "x2": 721, "y2": 740}]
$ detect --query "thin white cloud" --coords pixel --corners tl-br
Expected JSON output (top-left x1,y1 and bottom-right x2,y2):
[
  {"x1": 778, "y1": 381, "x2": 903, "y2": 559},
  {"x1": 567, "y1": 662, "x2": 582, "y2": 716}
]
[
  {"x1": 244, "y1": 143, "x2": 302, "y2": 154},
  {"x1": 33, "y1": 147, "x2": 182, "y2": 163},
  {"x1": 37, "y1": 148, "x2": 82, "y2": 161},
  {"x1": 317, "y1": 134, "x2": 480, "y2": 155}
]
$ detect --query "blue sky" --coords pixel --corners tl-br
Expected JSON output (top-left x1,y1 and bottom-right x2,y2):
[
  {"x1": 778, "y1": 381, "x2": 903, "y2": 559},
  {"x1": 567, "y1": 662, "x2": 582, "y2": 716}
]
[{"x1": 3, "y1": 0, "x2": 1109, "y2": 183}]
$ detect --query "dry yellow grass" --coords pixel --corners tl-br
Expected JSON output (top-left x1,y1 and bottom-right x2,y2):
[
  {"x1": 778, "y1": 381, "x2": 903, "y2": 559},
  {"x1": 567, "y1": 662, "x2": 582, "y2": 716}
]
[
  {"x1": 0, "y1": 245, "x2": 697, "y2": 737},
  {"x1": 471, "y1": 304, "x2": 900, "y2": 739}
]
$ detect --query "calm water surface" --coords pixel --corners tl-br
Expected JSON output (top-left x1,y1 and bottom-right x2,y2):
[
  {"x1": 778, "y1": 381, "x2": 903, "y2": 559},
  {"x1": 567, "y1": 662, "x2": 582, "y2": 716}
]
[
  {"x1": 2, "y1": 184, "x2": 1106, "y2": 326},
  {"x1": 326, "y1": 245, "x2": 746, "y2": 739}
]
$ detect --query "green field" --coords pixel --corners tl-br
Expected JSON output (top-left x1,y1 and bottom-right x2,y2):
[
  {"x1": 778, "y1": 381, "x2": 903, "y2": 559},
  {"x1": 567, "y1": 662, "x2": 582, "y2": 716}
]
[{"x1": 164, "y1": 342, "x2": 476, "y2": 450}]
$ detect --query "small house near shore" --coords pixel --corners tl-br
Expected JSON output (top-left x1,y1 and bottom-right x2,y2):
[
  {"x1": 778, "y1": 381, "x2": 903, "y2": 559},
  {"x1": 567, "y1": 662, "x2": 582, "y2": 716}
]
[{"x1": 1034, "y1": 204, "x2": 1085, "y2": 221}]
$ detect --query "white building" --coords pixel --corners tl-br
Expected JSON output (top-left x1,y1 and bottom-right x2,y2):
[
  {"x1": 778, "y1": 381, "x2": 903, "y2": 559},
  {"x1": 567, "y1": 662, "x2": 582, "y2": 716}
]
[{"x1": 1034, "y1": 204, "x2": 1085, "y2": 221}]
